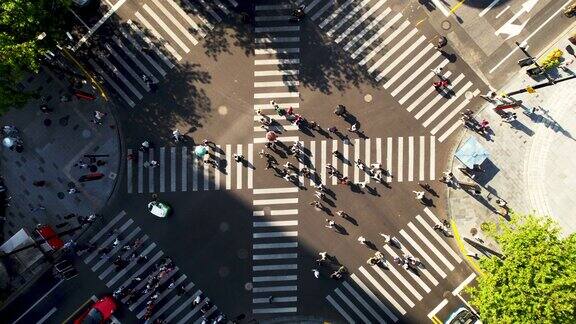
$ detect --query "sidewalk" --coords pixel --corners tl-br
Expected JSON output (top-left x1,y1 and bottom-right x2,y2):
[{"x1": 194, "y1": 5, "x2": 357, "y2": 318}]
[
  {"x1": 0, "y1": 60, "x2": 122, "y2": 245},
  {"x1": 447, "y1": 26, "x2": 576, "y2": 266}
]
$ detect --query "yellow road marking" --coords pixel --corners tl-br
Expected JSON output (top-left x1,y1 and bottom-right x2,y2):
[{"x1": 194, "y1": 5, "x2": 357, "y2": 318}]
[
  {"x1": 61, "y1": 47, "x2": 109, "y2": 101},
  {"x1": 61, "y1": 297, "x2": 93, "y2": 324},
  {"x1": 415, "y1": 16, "x2": 428, "y2": 27},
  {"x1": 449, "y1": 219, "x2": 484, "y2": 275},
  {"x1": 432, "y1": 315, "x2": 443, "y2": 323},
  {"x1": 450, "y1": 0, "x2": 466, "y2": 15}
]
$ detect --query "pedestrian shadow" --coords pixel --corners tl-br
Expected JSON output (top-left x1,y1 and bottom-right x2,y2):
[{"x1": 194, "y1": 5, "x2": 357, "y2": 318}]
[
  {"x1": 463, "y1": 237, "x2": 505, "y2": 259},
  {"x1": 364, "y1": 185, "x2": 380, "y2": 197},
  {"x1": 350, "y1": 184, "x2": 366, "y2": 194},
  {"x1": 420, "y1": 197, "x2": 436, "y2": 207},
  {"x1": 342, "y1": 214, "x2": 358, "y2": 226},
  {"x1": 323, "y1": 197, "x2": 336, "y2": 208},
  {"x1": 334, "y1": 224, "x2": 348, "y2": 235},
  {"x1": 506, "y1": 119, "x2": 534, "y2": 136},
  {"x1": 365, "y1": 241, "x2": 378, "y2": 251},
  {"x1": 241, "y1": 159, "x2": 255, "y2": 170}
]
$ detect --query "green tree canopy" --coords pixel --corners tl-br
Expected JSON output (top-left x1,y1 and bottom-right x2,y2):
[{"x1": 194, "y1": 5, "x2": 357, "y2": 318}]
[
  {"x1": 468, "y1": 214, "x2": 576, "y2": 323},
  {"x1": 0, "y1": 0, "x2": 72, "y2": 114}
]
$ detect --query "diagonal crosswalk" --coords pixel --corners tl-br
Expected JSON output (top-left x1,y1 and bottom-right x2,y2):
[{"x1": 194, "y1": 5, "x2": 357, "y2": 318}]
[
  {"x1": 78, "y1": 210, "x2": 223, "y2": 322},
  {"x1": 296, "y1": 0, "x2": 483, "y2": 142},
  {"x1": 88, "y1": 0, "x2": 236, "y2": 107},
  {"x1": 325, "y1": 208, "x2": 466, "y2": 323}
]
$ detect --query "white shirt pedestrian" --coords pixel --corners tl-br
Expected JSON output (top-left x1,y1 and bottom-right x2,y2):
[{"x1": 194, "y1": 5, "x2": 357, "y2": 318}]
[
  {"x1": 312, "y1": 269, "x2": 320, "y2": 278},
  {"x1": 172, "y1": 130, "x2": 181, "y2": 142},
  {"x1": 413, "y1": 191, "x2": 425, "y2": 200},
  {"x1": 358, "y1": 236, "x2": 366, "y2": 245}
]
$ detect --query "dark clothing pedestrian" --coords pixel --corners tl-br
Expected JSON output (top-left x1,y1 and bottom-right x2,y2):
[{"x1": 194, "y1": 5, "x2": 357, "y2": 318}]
[{"x1": 33, "y1": 180, "x2": 46, "y2": 187}]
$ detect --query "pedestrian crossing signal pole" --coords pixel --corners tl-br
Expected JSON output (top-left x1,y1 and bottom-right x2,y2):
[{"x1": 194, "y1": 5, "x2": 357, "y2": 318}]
[{"x1": 515, "y1": 41, "x2": 555, "y2": 85}]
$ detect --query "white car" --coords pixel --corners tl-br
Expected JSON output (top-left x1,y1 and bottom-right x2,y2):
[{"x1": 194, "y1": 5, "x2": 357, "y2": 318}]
[{"x1": 147, "y1": 201, "x2": 171, "y2": 218}]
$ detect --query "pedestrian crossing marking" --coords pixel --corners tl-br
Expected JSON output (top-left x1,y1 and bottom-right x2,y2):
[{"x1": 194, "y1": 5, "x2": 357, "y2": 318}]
[
  {"x1": 198, "y1": 0, "x2": 222, "y2": 22},
  {"x1": 253, "y1": 187, "x2": 299, "y2": 194},
  {"x1": 150, "y1": 0, "x2": 198, "y2": 46},
  {"x1": 371, "y1": 265, "x2": 415, "y2": 308},
  {"x1": 422, "y1": 79, "x2": 471, "y2": 125},
  {"x1": 359, "y1": 266, "x2": 406, "y2": 315},
  {"x1": 326, "y1": 295, "x2": 356, "y2": 324},
  {"x1": 253, "y1": 275, "x2": 298, "y2": 282},
  {"x1": 353, "y1": 13, "x2": 403, "y2": 60},
  {"x1": 416, "y1": 215, "x2": 462, "y2": 263},
  {"x1": 400, "y1": 229, "x2": 447, "y2": 278},
  {"x1": 253, "y1": 296, "x2": 297, "y2": 303},
  {"x1": 344, "y1": 8, "x2": 391, "y2": 51},
  {"x1": 385, "y1": 43, "x2": 434, "y2": 90},
  {"x1": 367, "y1": 24, "x2": 415, "y2": 73},
  {"x1": 319, "y1": 0, "x2": 355, "y2": 29},
  {"x1": 166, "y1": 0, "x2": 206, "y2": 38},
  {"x1": 105, "y1": 44, "x2": 150, "y2": 91},
  {"x1": 253, "y1": 264, "x2": 298, "y2": 271},
  {"x1": 351, "y1": 274, "x2": 398, "y2": 322},
  {"x1": 326, "y1": 0, "x2": 372, "y2": 37},
  {"x1": 252, "y1": 285, "x2": 297, "y2": 293},
  {"x1": 383, "y1": 244, "x2": 433, "y2": 291},
  {"x1": 335, "y1": 287, "x2": 372, "y2": 324},
  {"x1": 253, "y1": 242, "x2": 298, "y2": 249},
  {"x1": 342, "y1": 281, "x2": 388, "y2": 324},
  {"x1": 253, "y1": 220, "x2": 298, "y2": 227},
  {"x1": 181, "y1": 0, "x2": 214, "y2": 30},
  {"x1": 252, "y1": 307, "x2": 298, "y2": 314},
  {"x1": 135, "y1": 11, "x2": 183, "y2": 61}
]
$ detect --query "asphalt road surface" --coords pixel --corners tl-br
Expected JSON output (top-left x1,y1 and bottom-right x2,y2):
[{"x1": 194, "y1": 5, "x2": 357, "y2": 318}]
[{"x1": 4, "y1": 0, "x2": 571, "y2": 323}]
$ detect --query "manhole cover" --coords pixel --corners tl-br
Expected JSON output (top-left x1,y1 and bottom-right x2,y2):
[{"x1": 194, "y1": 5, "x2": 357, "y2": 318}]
[
  {"x1": 441, "y1": 20, "x2": 451, "y2": 30},
  {"x1": 57, "y1": 192, "x2": 65, "y2": 199},
  {"x1": 218, "y1": 105, "x2": 228, "y2": 115},
  {"x1": 237, "y1": 248, "x2": 248, "y2": 259},
  {"x1": 82, "y1": 129, "x2": 91, "y2": 138},
  {"x1": 218, "y1": 266, "x2": 230, "y2": 277},
  {"x1": 465, "y1": 91, "x2": 474, "y2": 100},
  {"x1": 244, "y1": 282, "x2": 253, "y2": 291},
  {"x1": 219, "y1": 222, "x2": 230, "y2": 232},
  {"x1": 364, "y1": 94, "x2": 373, "y2": 103},
  {"x1": 59, "y1": 115, "x2": 70, "y2": 126}
]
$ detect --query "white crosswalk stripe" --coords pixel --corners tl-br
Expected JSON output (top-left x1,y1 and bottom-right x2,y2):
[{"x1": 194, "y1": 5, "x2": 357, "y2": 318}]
[
  {"x1": 87, "y1": 0, "x2": 232, "y2": 108},
  {"x1": 324, "y1": 207, "x2": 469, "y2": 323},
  {"x1": 126, "y1": 144, "x2": 253, "y2": 193},
  {"x1": 300, "y1": 0, "x2": 482, "y2": 141},
  {"x1": 79, "y1": 211, "x2": 222, "y2": 322}
]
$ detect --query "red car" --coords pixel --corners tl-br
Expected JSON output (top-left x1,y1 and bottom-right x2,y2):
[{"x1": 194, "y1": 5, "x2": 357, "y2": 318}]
[{"x1": 74, "y1": 296, "x2": 117, "y2": 324}]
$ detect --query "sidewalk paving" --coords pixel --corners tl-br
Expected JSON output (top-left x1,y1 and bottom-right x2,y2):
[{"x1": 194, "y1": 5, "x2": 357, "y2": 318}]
[
  {"x1": 448, "y1": 26, "x2": 576, "y2": 263},
  {"x1": 0, "y1": 63, "x2": 122, "y2": 245}
]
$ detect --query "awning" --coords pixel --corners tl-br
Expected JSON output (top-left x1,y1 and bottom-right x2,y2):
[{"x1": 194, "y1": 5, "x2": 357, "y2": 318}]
[{"x1": 455, "y1": 137, "x2": 489, "y2": 169}]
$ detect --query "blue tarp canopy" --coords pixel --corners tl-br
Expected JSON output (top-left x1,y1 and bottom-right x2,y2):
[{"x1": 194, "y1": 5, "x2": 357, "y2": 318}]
[{"x1": 454, "y1": 137, "x2": 489, "y2": 169}]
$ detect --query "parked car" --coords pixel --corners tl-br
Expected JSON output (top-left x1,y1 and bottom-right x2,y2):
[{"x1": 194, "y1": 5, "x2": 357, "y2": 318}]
[
  {"x1": 74, "y1": 296, "x2": 117, "y2": 324},
  {"x1": 445, "y1": 307, "x2": 481, "y2": 324}
]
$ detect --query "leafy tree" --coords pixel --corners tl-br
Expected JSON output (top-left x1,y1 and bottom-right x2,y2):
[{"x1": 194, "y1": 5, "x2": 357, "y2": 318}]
[
  {"x1": 0, "y1": 0, "x2": 72, "y2": 114},
  {"x1": 468, "y1": 214, "x2": 576, "y2": 323}
]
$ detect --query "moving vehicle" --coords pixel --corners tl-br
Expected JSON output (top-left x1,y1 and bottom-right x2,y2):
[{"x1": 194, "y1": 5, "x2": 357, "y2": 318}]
[
  {"x1": 148, "y1": 201, "x2": 171, "y2": 218},
  {"x1": 74, "y1": 296, "x2": 117, "y2": 324},
  {"x1": 445, "y1": 307, "x2": 481, "y2": 324}
]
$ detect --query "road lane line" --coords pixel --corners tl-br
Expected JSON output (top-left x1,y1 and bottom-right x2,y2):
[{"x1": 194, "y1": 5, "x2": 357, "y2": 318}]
[
  {"x1": 170, "y1": 147, "x2": 176, "y2": 192},
  {"x1": 479, "y1": 0, "x2": 501, "y2": 17},
  {"x1": 253, "y1": 264, "x2": 298, "y2": 271},
  {"x1": 428, "y1": 299, "x2": 448, "y2": 318},
  {"x1": 376, "y1": 138, "x2": 382, "y2": 165},
  {"x1": 408, "y1": 137, "x2": 414, "y2": 182},
  {"x1": 36, "y1": 307, "x2": 57, "y2": 324},
  {"x1": 236, "y1": 144, "x2": 242, "y2": 189},
  {"x1": 253, "y1": 307, "x2": 297, "y2": 314},
  {"x1": 309, "y1": 140, "x2": 316, "y2": 185},
  {"x1": 255, "y1": 48, "x2": 299, "y2": 55},
  {"x1": 255, "y1": 59, "x2": 300, "y2": 65},
  {"x1": 343, "y1": 142, "x2": 349, "y2": 178},
  {"x1": 137, "y1": 150, "x2": 144, "y2": 193},
  {"x1": 248, "y1": 143, "x2": 253, "y2": 189},
  {"x1": 400, "y1": 229, "x2": 447, "y2": 278},
  {"x1": 335, "y1": 287, "x2": 371, "y2": 323},
  {"x1": 253, "y1": 296, "x2": 297, "y2": 303},
  {"x1": 255, "y1": 37, "x2": 300, "y2": 44}
]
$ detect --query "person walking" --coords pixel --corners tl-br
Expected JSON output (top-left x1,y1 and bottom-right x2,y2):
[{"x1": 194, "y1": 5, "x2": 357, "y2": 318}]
[
  {"x1": 233, "y1": 154, "x2": 244, "y2": 163},
  {"x1": 357, "y1": 236, "x2": 366, "y2": 245},
  {"x1": 413, "y1": 190, "x2": 425, "y2": 201},
  {"x1": 431, "y1": 67, "x2": 443, "y2": 75},
  {"x1": 172, "y1": 129, "x2": 182, "y2": 142},
  {"x1": 325, "y1": 219, "x2": 335, "y2": 228},
  {"x1": 312, "y1": 269, "x2": 320, "y2": 278}
]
